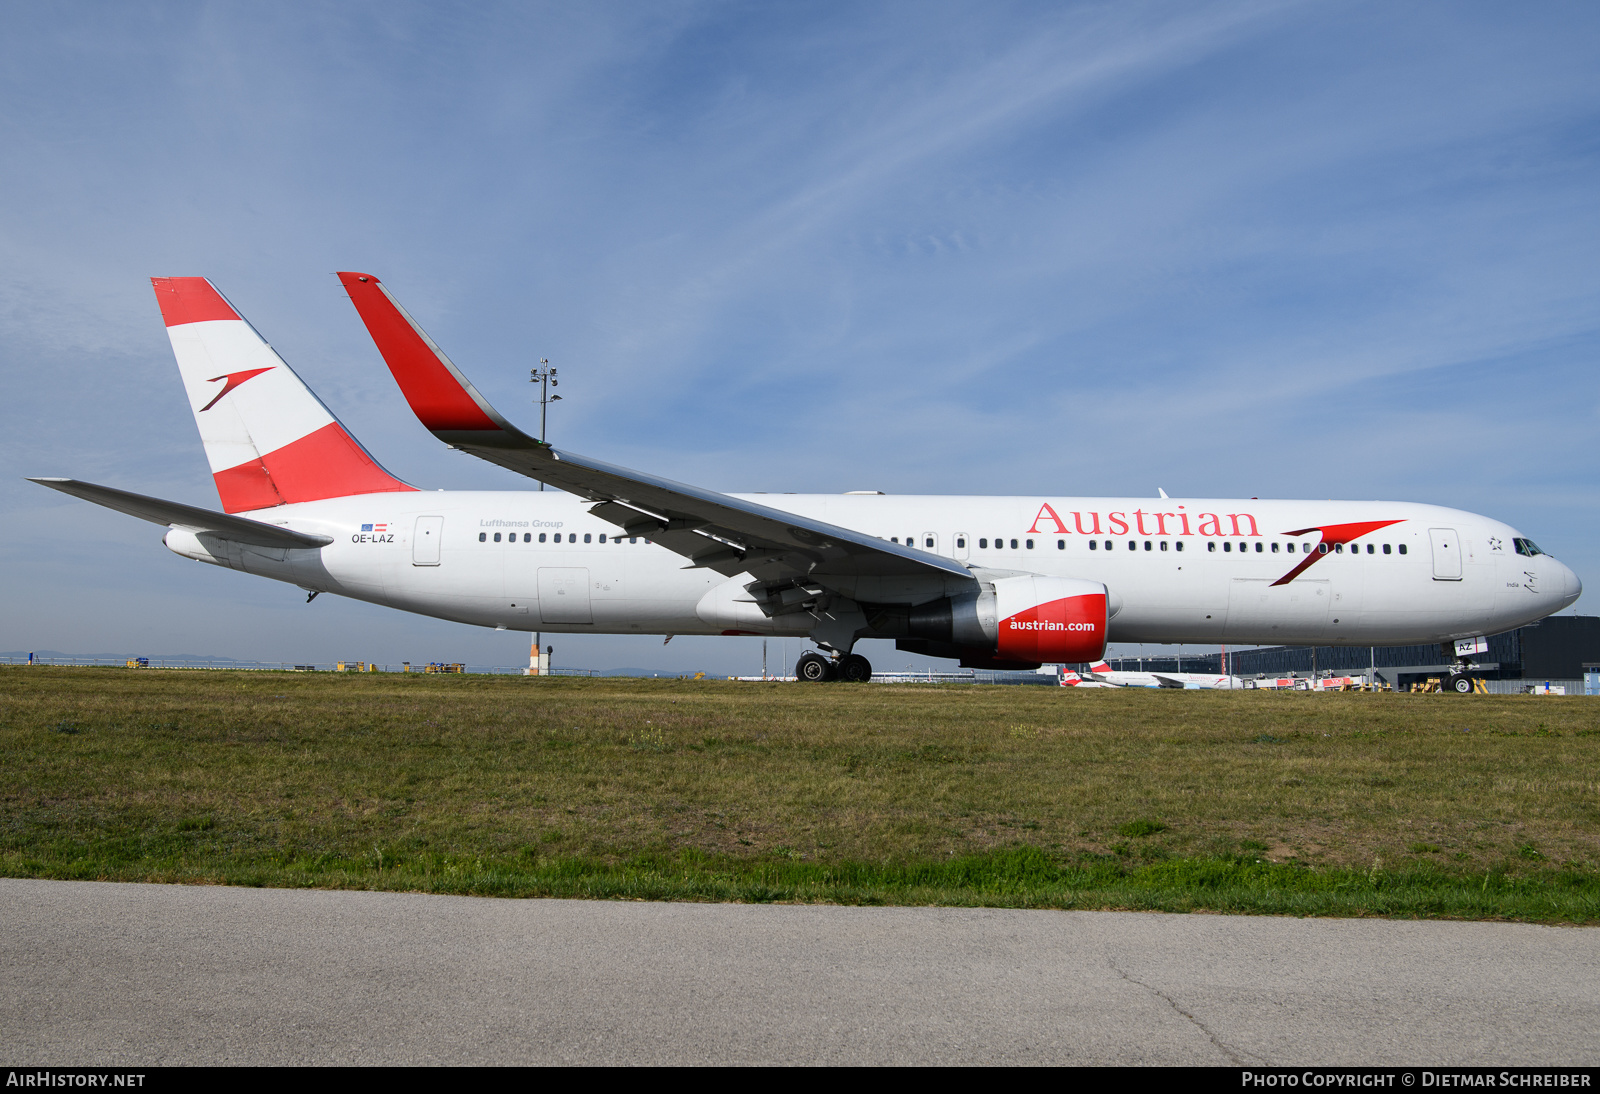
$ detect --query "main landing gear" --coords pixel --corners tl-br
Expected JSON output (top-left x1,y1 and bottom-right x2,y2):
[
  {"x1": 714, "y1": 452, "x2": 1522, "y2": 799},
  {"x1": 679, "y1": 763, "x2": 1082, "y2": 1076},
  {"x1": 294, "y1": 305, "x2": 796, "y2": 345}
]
[{"x1": 795, "y1": 651, "x2": 873, "y2": 683}]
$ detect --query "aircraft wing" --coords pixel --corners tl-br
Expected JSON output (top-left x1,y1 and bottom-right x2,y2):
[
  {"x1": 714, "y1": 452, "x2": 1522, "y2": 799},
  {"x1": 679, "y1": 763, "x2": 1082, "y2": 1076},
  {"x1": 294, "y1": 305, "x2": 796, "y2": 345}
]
[
  {"x1": 1148, "y1": 674, "x2": 1188, "y2": 689},
  {"x1": 337, "y1": 272, "x2": 973, "y2": 584},
  {"x1": 28, "y1": 478, "x2": 334, "y2": 549}
]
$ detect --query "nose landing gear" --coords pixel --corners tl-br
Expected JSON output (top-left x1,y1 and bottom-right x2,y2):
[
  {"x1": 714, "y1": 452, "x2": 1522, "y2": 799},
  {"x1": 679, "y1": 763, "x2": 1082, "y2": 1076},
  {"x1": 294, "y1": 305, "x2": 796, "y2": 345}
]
[{"x1": 794, "y1": 651, "x2": 873, "y2": 682}]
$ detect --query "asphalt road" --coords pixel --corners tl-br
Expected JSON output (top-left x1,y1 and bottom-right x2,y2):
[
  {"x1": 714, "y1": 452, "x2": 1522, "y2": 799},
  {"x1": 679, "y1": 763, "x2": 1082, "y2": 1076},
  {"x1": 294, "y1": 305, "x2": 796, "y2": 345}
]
[{"x1": 2, "y1": 878, "x2": 1597, "y2": 1065}]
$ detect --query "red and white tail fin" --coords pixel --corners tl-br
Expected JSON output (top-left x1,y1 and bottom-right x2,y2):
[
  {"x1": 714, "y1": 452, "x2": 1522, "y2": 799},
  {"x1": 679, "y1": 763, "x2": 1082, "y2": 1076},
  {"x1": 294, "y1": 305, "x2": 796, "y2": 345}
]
[
  {"x1": 151, "y1": 277, "x2": 415, "y2": 513},
  {"x1": 1088, "y1": 662, "x2": 1112, "y2": 674}
]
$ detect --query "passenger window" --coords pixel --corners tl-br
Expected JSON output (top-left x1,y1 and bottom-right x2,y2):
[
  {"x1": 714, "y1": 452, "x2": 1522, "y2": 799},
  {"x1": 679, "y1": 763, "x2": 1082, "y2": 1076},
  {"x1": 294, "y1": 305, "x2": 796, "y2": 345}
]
[
  {"x1": 630, "y1": 537, "x2": 638, "y2": 544},
  {"x1": 539, "y1": 533, "x2": 546, "y2": 543},
  {"x1": 1335, "y1": 543, "x2": 1343, "y2": 553},
  {"x1": 1208, "y1": 542, "x2": 1216, "y2": 552},
  {"x1": 1025, "y1": 539, "x2": 1034, "y2": 549},
  {"x1": 1366, "y1": 544, "x2": 1373, "y2": 554},
  {"x1": 1128, "y1": 540, "x2": 1136, "y2": 551},
  {"x1": 479, "y1": 532, "x2": 487, "y2": 542},
  {"x1": 1383, "y1": 543, "x2": 1391, "y2": 554},
  {"x1": 978, "y1": 538, "x2": 987, "y2": 549},
  {"x1": 1175, "y1": 541, "x2": 1183, "y2": 552},
  {"x1": 1253, "y1": 542, "x2": 1261, "y2": 553},
  {"x1": 925, "y1": 536, "x2": 935, "y2": 548},
  {"x1": 1089, "y1": 540, "x2": 1098, "y2": 550},
  {"x1": 1271, "y1": 542, "x2": 1279, "y2": 553},
  {"x1": 1160, "y1": 541, "x2": 1168, "y2": 551},
  {"x1": 1143, "y1": 541, "x2": 1151, "y2": 551},
  {"x1": 956, "y1": 537, "x2": 966, "y2": 549},
  {"x1": 1010, "y1": 539, "x2": 1018, "y2": 549},
  {"x1": 599, "y1": 534, "x2": 607, "y2": 543},
  {"x1": 493, "y1": 532, "x2": 502, "y2": 542},
  {"x1": 1399, "y1": 544, "x2": 1407, "y2": 554},
  {"x1": 1224, "y1": 542, "x2": 1232, "y2": 553},
  {"x1": 890, "y1": 537, "x2": 898, "y2": 544},
  {"x1": 1104, "y1": 540, "x2": 1112, "y2": 551},
  {"x1": 584, "y1": 533, "x2": 592, "y2": 543},
  {"x1": 1319, "y1": 543, "x2": 1329, "y2": 554},
  {"x1": 1057, "y1": 539, "x2": 1065, "y2": 550}
]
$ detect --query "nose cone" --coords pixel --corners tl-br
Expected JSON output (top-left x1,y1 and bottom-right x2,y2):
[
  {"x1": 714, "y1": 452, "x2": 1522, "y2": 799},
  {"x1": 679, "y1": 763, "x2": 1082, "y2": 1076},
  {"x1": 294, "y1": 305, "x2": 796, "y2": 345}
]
[{"x1": 1560, "y1": 562, "x2": 1582, "y2": 610}]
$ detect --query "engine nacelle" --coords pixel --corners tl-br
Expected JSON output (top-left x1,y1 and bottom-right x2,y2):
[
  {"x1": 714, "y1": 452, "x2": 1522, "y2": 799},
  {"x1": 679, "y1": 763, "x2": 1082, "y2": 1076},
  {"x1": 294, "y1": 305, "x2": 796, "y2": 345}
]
[
  {"x1": 906, "y1": 575, "x2": 1108, "y2": 665},
  {"x1": 991, "y1": 574, "x2": 1107, "y2": 664}
]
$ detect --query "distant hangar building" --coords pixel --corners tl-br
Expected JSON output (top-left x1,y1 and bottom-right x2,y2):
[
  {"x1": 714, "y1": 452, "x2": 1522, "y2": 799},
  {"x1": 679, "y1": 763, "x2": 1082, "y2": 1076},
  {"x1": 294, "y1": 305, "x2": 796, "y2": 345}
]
[{"x1": 1102, "y1": 614, "x2": 1600, "y2": 690}]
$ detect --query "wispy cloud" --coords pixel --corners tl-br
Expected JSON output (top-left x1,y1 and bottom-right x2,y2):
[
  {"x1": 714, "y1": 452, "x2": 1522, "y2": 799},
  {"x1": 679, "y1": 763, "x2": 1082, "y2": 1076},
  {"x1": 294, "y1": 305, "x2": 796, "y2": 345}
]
[{"x1": 2, "y1": 0, "x2": 1596, "y2": 670}]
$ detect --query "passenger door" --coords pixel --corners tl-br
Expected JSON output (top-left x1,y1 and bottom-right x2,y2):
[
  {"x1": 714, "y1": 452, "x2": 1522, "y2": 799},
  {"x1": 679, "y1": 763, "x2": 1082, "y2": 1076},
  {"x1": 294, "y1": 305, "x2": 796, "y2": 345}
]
[
  {"x1": 412, "y1": 516, "x2": 443, "y2": 566},
  {"x1": 1429, "y1": 528, "x2": 1462, "y2": 581}
]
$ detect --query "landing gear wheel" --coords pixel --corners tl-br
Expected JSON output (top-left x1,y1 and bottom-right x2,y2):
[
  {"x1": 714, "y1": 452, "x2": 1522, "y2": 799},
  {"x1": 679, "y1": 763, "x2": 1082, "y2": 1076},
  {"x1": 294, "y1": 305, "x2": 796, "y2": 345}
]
[
  {"x1": 796, "y1": 652, "x2": 835, "y2": 682},
  {"x1": 1448, "y1": 673, "x2": 1474, "y2": 694},
  {"x1": 838, "y1": 654, "x2": 873, "y2": 683}
]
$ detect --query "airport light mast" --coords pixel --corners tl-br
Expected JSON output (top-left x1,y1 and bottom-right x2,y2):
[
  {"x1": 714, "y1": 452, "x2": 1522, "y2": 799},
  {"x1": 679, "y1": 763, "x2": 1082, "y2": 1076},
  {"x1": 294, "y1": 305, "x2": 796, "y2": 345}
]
[
  {"x1": 530, "y1": 359, "x2": 560, "y2": 490},
  {"x1": 527, "y1": 359, "x2": 561, "y2": 676}
]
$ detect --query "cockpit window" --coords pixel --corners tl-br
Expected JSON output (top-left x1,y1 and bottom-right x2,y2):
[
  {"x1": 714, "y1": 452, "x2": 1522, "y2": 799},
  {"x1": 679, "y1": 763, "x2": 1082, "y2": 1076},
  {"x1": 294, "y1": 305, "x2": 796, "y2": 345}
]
[{"x1": 1514, "y1": 538, "x2": 1545, "y2": 558}]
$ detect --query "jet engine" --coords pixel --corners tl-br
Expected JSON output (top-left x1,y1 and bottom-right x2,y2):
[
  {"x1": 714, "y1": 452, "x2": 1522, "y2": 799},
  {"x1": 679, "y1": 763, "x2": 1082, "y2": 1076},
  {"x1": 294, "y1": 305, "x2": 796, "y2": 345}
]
[{"x1": 897, "y1": 574, "x2": 1108, "y2": 669}]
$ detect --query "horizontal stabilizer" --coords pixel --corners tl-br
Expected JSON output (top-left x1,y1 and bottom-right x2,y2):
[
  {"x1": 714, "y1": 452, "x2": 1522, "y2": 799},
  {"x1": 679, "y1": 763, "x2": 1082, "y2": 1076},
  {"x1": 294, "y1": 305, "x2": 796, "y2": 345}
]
[{"x1": 28, "y1": 478, "x2": 333, "y2": 549}]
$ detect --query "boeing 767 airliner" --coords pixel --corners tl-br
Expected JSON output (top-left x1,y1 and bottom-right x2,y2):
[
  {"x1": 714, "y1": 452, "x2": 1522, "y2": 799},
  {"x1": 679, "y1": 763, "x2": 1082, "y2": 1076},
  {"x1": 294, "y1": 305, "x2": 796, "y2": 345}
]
[{"x1": 30, "y1": 275, "x2": 1581, "y2": 684}]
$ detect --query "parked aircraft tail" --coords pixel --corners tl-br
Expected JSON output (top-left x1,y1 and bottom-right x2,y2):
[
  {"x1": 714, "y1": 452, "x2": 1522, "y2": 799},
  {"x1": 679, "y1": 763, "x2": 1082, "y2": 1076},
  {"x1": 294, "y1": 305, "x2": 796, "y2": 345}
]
[{"x1": 151, "y1": 276, "x2": 415, "y2": 513}]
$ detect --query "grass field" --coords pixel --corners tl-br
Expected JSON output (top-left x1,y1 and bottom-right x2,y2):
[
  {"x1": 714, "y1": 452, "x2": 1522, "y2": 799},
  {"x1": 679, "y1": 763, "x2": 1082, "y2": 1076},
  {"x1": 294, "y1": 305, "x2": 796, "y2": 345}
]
[{"x1": 3, "y1": 666, "x2": 1598, "y2": 921}]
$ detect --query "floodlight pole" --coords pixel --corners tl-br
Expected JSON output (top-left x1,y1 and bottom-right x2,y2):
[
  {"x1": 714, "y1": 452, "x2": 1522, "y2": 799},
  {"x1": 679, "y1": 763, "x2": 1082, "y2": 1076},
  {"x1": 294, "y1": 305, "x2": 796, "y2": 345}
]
[
  {"x1": 530, "y1": 359, "x2": 561, "y2": 490},
  {"x1": 527, "y1": 359, "x2": 561, "y2": 676}
]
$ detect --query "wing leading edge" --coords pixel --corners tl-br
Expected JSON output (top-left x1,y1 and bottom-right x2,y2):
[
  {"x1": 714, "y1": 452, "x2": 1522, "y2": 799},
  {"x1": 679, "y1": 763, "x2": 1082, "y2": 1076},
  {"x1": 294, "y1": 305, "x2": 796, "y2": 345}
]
[{"x1": 336, "y1": 272, "x2": 971, "y2": 586}]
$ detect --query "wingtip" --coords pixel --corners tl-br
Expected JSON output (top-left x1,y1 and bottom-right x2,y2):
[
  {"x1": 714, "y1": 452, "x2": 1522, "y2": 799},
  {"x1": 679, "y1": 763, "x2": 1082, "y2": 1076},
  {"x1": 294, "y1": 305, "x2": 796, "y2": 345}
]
[
  {"x1": 339, "y1": 272, "x2": 506, "y2": 434},
  {"x1": 149, "y1": 276, "x2": 240, "y2": 326}
]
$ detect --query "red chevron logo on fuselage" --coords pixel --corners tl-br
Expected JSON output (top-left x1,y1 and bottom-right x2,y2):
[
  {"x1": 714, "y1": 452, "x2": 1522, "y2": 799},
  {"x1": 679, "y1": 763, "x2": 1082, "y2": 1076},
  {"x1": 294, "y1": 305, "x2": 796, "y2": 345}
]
[
  {"x1": 1270, "y1": 519, "x2": 1405, "y2": 586},
  {"x1": 200, "y1": 367, "x2": 273, "y2": 412}
]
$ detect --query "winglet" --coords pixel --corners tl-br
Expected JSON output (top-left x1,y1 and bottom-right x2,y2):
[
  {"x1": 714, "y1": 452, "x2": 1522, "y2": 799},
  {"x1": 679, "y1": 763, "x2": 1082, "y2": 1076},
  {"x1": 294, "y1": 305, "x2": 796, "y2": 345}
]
[
  {"x1": 337, "y1": 272, "x2": 522, "y2": 437},
  {"x1": 151, "y1": 276, "x2": 242, "y2": 326}
]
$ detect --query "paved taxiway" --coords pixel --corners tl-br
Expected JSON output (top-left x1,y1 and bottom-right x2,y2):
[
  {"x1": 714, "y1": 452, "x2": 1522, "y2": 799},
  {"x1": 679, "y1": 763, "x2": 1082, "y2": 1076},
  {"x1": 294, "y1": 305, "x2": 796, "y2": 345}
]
[{"x1": 3, "y1": 879, "x2": 1597, "y2": 1065}]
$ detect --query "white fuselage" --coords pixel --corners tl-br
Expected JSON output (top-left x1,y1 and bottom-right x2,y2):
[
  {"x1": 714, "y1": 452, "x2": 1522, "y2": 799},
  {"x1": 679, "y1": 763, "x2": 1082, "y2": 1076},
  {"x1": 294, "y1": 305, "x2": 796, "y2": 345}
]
[{"x1": 168, "y1": 490, "x2": 1581, "y2": 649}]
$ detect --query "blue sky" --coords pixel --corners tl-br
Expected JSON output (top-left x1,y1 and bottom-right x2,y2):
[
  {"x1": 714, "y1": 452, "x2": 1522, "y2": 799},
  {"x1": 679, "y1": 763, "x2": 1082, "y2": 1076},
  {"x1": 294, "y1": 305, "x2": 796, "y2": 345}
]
[{"x1": 2, "y1": 1, "x2": 1597, "y2": 674}]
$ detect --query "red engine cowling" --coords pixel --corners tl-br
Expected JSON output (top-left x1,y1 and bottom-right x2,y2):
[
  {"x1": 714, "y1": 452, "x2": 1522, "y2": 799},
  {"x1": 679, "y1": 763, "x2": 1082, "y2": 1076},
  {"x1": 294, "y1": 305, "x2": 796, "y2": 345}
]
[
  {"x1": 902, "y1": 574, "x2": 1109, "y2": 667},
  {"x1": 991, "y1": 575, "x2": 1108, "y2": 664}
]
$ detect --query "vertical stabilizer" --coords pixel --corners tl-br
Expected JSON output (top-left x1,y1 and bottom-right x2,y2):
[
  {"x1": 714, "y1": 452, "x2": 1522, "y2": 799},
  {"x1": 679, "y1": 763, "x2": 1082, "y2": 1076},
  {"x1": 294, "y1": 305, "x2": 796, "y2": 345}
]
[{"x1": 151, "y1": 277, "x2": 416, "y2": 513}]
